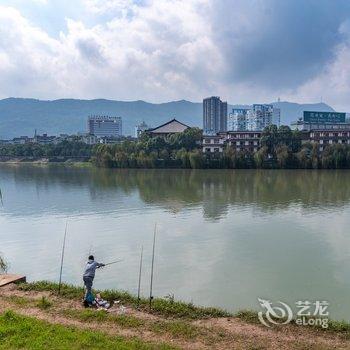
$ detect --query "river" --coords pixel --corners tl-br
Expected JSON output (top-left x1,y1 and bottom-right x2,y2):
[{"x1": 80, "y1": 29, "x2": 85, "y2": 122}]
[{"x1": 1, "y1": 164, "x2": 350, "y2": 320}]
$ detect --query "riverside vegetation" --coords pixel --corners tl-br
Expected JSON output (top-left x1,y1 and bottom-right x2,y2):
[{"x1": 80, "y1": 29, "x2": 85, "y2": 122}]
[
  {"x1": 2, "y1": 281, "x2": 350, "y2": 349},
  {"x1": 2, "y1": 126, "x2": 350, "y2": 168}
]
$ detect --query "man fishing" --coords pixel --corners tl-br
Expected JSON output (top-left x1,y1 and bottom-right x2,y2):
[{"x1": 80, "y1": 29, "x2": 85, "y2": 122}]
[{"x1": 83, "y1": 255, "x2": 105, "y2": 305}]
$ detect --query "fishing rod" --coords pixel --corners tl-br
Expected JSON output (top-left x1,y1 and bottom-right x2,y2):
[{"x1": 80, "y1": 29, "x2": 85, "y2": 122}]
[
  {"x1": 137, "y1": 246, "x2": 143, "y2": 309},
  {"x1": 58, "y1": 219, "x2": 68, "y2": 295},
  {"x1": 149, "y1": 223, "x2": 157, "y2": 310},
  {"x1": 103, "y1": 259, "x2": 123, "y2": 266}
]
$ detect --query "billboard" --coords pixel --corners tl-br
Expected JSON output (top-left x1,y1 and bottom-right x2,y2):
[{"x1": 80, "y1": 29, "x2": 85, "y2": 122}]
[{"x1": 303, "y1": 111, "x2": 346, "y2": 123}]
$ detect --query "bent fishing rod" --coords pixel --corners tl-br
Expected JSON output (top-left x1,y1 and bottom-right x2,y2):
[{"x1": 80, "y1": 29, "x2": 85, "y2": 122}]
[
  {"x1": 149, "y1": 223, "x2": 157, "y2": 310},
  {"x1": 103, "y1": 259, "x2": 124, "y2": 267},
  {"x1": 58, "y1": 219, "x2": 68, "y2": 295},
  {"x1": 137, "y1": 245, "x2": 143, "y2": 309}
]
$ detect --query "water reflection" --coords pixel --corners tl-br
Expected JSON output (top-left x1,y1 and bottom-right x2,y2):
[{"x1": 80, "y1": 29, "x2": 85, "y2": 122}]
[
  {"x1": 1, "y1": 165, "x2": 350, "y2": 220},
  {"x1": 1, "y1": 165, "x2": 350, "y2": 320}
]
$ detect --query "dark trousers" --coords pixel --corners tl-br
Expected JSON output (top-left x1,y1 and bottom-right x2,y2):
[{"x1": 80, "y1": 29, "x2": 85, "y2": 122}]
[{"x1": 83, "y1": 276, "x2": 94, "y2": 300}]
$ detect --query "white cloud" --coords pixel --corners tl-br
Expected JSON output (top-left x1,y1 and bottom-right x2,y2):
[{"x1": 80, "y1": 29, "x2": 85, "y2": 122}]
[
  {"x1": 0, "y1": 0, "x2": 350, "y2": 111},
  {"x1": 0, "y1": 1, "x2": 224, "y2": 101},
  {"x1": 83, "y1": 0, "x2": 134, "y2": 14},
  {"x1": 286, "y1": 22, "x2": 350, "y2": 111},
  {"x1": 31, "y1": 0, "x2": 48, "y2": 4}
]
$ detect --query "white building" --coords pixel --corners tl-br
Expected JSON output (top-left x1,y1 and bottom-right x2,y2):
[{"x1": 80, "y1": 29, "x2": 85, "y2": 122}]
[
  {"x1": 228, "y1": 105, "x2": 280, "y2": 132},
  {"x1": 88, "y1": 116, "x2": 122, "y2": 137},
  {"x1": 134, "y1": 121, "x2": 149, "y2": 138},
  {"x1": 228, "y1": 108, "x2": 251, "y2": 131}
]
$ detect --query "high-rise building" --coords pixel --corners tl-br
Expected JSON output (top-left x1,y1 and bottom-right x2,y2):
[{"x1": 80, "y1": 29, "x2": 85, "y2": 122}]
[
  {"x1": 272, "y1": 107, "x2": 281, "y2": 127},
  {"x1": 250, "y1": 104, "x2": 273, "y2": 130},
  {"x1": 228, "y1": 108, "x2": 251, "y2": 131},
  {"x1": 247, "y1": 104, "x2": 281, "y2": 131},
  {"x1": 134, "y1": 121, "x2": 149, "y2": 138},
  {"x1": 203, "y1": 96, "x2": 227, "y2": 134},
  {"x1": 88, "y1": 116, "x2": 122, "y2": 137},
  {"x1": 228, "y1": 104, "x2": 281, "y2": 132}
]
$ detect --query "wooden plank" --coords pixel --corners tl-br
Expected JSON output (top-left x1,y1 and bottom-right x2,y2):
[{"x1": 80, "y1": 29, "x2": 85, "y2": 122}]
[{"x1": 0, "y1": 274, "x2": 26, "y2": 287}]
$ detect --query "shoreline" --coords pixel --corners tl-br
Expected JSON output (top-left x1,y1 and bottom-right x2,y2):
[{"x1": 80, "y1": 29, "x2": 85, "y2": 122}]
[
  {"x1": 1, "y1": 160, "x2": 350, "y2": 171},
  {"x1": 1, "y1": 280, "x2": 350, "y2": 349}
]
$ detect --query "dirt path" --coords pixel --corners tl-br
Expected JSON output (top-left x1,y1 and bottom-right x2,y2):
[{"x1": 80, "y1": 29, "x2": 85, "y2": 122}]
[{"x1": 1, "y1": 284, "x2": 349, "y2": 350}]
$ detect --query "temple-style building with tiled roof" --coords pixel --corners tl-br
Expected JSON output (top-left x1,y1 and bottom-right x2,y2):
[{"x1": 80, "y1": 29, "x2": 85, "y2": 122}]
[{"x1": 147, "y1": 118, "x2": 190, "y2": 137}]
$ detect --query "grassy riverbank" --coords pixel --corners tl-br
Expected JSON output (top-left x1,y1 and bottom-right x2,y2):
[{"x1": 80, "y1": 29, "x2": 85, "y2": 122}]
[
  {"x1": 19, "y1": 281, "x2": 230, "y2": 319},
  {"x1": 2, "y1": 281, "x2": 350, "y2": 349},
  {"x1": 0, "y1": 310, "x2": 174, "y2": 350}
]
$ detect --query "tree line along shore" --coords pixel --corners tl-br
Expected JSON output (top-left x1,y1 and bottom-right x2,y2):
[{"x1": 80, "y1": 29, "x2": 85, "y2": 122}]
[{"x1": 1, "y1": 126, "x2": 350, "y2": 169}]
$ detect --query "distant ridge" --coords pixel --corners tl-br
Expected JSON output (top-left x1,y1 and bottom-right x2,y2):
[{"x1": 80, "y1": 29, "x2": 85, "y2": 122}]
[{"x1": 0, "y1": 98, "x2": 336, "y2": 138}]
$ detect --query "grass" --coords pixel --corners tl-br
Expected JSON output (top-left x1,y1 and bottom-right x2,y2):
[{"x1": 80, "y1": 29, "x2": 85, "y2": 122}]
[
  {"x1": 0, "y1": 254, "x2": 7, "y2": 273},
  {"x1": 235, "y1": 309, "x2": 350, "y2": 336},
  {"x1": 0, "y1": 310, "x2": 177, "y2": 350},
  {"x1": 37, "y1": 296, "x2": 53, "y2": 310},
  {"x1": 235, "y1": 310, "x2": 260, "y2": 324},
  {"x1": 19, "y1": 281, "x2": 231, "y2": 319},
  {"x1": 63, "y1": 308, "x2": 201, "y2": 341},
  {"x1": 63, "y1": 309, "x2": 145, "y2": 328},
  {"x1": 2, "y1": 295, "x2": 33, "y2": 307},
  {"x1": 62, "y1": 307, "x2": 234, "y2": 346},
  {"x1": 150, "y1": 320, "x2": 200, "y2": 340}
]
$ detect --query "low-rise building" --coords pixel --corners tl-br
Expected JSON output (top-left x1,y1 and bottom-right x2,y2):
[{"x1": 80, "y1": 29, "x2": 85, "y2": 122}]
[
  {"x1": 224, "y1": 131, "x2": 262, "y2": 153},
  {"x1": 202, "y1": 128, "x2": 350, "y2": 155},
  {"x1": 33, "y1": 133, "x2": 56, "y2": 145},
  {"x1": 291, "y1": 111, "x2": 348, "y2": 131},
  {"x1": 12, "y1": 136, "x2": 31, "y2": 144},
  {"x1": 80, "y1": 134, "x2": 98, "y2": 145},
  {"x1": 203, "y1": 131, "x2": 262, "y2": 154},
  {"x1": 309, "y1": 130, "x2": 350, "y2": 152},
  {"x1": 202, "y1": 135, "x2": 225, "y2": 154},
  {"x1": 147, "y1": 118, "x2": 189, "y2": 137}
]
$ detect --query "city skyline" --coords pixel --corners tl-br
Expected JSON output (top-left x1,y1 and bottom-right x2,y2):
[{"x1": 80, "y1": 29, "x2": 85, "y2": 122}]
[{"x1": 0, "y1": 1, "x2": 350, "y2": 112}]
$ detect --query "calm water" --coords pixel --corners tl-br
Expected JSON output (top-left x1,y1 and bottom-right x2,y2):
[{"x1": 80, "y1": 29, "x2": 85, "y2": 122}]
[{"x1": 1, "y1": 164, "x2": 350, "y2": 320}]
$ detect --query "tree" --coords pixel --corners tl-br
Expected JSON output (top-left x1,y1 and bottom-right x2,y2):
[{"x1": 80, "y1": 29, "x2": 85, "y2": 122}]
[
  {"x1": 254, "y1": 146, "x2": 268, "y2": 168},
  {"x1": 276, "y1": 145, "x2": 291, "y2": 168},
  {"x1": 189, "y1": 150, "x2": 204, "y2": 169},
  {"x1": 223, "y1": 147, "x2": 238, "y2": 168},
  {"x1": 176, "y1": 148, "x2": 190, "y2": 168},
  {"x1": 261, "y1": 125, "x2": 278, "y2": 155},
  {"x1": 296, "y1": 143, "x2": 312, "y2": 169}
]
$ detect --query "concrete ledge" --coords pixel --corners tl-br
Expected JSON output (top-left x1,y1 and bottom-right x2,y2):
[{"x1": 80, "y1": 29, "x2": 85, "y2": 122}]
[{"x1": 0, "y1": 274, "x2": 26, "y2": 287}]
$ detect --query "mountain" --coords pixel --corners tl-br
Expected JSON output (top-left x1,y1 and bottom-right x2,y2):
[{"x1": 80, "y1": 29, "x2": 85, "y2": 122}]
[
  {"x1": 0, "y1": 98, "x2": 337, "y2": 139},
  {"x1": 271, "y1": 101, "x2": 335, "y2": 125}
]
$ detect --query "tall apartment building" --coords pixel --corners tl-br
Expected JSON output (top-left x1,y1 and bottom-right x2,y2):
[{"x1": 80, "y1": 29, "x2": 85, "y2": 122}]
[
  {"x1": 203, "y1": 96, "x2": 227, "y2": 135},
  {"x1": 249, "y1": 104, "x2": 272, "y2": 130},
  {"x1": 88, "y1": 116, "x2": 122, "y2": 137},
  {"x1": 228, "y1": 108, "x2": 251, "y2": 131},
  {"x1": 227, "y1": 104, "x2": 280, "y2": 131}
]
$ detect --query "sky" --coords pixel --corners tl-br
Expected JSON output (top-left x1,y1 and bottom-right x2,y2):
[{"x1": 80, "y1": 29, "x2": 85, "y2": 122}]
[{"x1": 1, "y1": 0, "x2": 350, "y2": 111}]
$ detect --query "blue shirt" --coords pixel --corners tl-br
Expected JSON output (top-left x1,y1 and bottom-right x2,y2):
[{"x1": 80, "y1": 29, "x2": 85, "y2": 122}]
[{"x1": 83, "y1": 259, "x2": 104, "y2": 278}]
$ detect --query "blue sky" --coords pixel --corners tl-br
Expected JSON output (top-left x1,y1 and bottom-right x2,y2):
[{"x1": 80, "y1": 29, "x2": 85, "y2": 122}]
[{"x1": 1, "y1": 0, "x2": 350, "y2": 111}]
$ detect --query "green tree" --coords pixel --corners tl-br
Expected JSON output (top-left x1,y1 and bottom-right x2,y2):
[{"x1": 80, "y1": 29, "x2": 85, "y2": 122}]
[{"x1": 189, "y1": 150, "x2": 204, "y2": 169}]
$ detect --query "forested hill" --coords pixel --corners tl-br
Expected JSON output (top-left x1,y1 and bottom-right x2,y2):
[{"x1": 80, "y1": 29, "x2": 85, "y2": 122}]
[{"x1": 0, "y1": 98, "x2": 335, "y2": 138}]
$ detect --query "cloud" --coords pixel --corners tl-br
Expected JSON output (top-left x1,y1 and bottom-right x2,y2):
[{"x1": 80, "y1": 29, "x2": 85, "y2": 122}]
[
  {"x1": 212, "y1": 0, "x2": 350, "y2": 88},
  {"x1": 31, "y1": 0, "x2": 48, "y2": 4},
  {"x1": 0, "y1": 1, "x2": 220, "y2": 101},
  {"x1": 83, "y1": 0, "x2": 134, "y2": 14},
  {"x1": 286, "y1": 21, "x2": 350, "y2": 111},
  {"x1": 0, "y1": 0, "x2": 350, "y2": 111}
]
